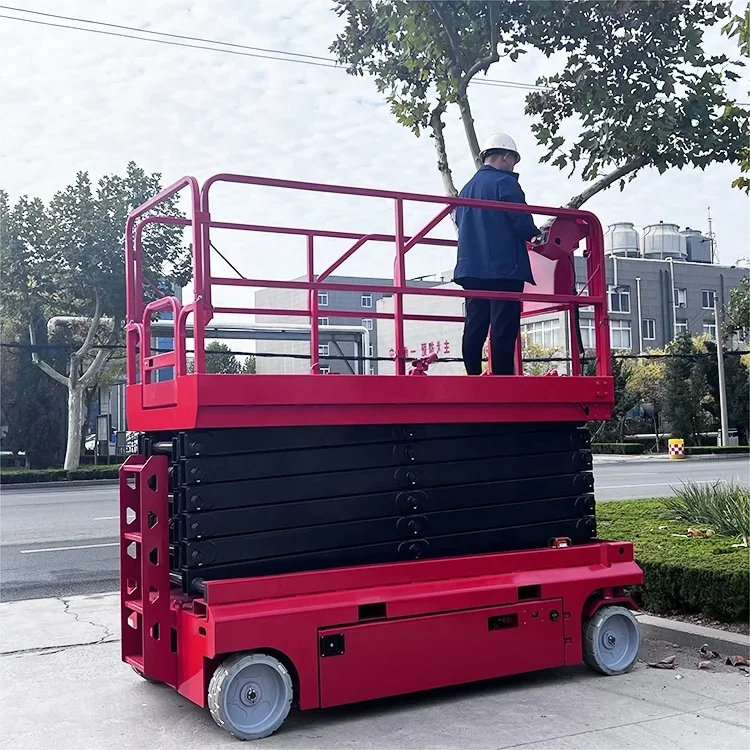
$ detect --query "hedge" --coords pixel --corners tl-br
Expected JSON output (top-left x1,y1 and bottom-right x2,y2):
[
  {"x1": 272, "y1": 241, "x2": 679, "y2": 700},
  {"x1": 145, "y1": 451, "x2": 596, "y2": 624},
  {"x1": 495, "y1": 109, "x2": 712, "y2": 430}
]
[
  {"x1": 685, "y1": 445, "x2": 749, "y2": 455},
  {"x1": 0, "y1": 465, "x2": 121, "y2": 484},
  {"x1": 592, "y1": 443, "x2": 645, "y2": 455},
  {"x1": 598, "y1": 499, "x2": 749, "y2": 622}
]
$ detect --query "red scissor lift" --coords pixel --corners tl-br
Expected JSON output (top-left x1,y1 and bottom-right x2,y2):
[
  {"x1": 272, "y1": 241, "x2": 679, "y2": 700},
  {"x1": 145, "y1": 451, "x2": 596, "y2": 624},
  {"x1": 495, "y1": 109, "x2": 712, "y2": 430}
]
[{"x1": 121, "y1": 175, "x2": 643, "y2": 740}]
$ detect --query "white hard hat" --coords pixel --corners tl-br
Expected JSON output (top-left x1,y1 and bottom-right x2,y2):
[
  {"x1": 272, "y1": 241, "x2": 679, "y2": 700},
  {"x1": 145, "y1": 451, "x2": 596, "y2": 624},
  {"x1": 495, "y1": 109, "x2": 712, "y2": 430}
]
[{"x1": 479, "y1": 133, "x2": 520, "y2": 163}]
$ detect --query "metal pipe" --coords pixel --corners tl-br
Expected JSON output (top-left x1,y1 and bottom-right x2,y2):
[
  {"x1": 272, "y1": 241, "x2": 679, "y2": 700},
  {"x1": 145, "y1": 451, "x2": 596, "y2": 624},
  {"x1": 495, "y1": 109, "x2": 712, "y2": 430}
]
[
  {"x1": 635, "y1": 277, "x2": 643, "y2": 354},
  {"x1": 667, "y1": 258, "x2": 677, "y2": 340},
  {"x1": 47, "y1": 316, "x2": 114, "y2": 337}
]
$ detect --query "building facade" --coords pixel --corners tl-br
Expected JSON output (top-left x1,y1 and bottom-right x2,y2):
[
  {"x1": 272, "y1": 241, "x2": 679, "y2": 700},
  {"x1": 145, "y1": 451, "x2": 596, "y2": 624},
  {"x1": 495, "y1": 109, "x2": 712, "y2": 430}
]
[
  {"x1": 375, "y1": 256, "x2": 748, "y2": 371},
  {"x1": 254, "y1": 276, "x2": 431, "y2": 374},
  {"x1": 540, "y1": 255, "x2": 749, "y2": 355}
]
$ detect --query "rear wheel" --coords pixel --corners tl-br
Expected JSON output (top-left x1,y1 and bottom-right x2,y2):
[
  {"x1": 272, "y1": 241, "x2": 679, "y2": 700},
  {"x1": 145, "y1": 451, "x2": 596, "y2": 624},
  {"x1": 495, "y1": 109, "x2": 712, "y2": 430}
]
[
  {"x1": 131, "y1": 666, "x2": 159, "y2": 684},
  {"x1": 208, "y1": 652, "x2": 293, "y2": 741},
  {"x1": 583, "y1": 605, "x2": 641, "y2": 675}
]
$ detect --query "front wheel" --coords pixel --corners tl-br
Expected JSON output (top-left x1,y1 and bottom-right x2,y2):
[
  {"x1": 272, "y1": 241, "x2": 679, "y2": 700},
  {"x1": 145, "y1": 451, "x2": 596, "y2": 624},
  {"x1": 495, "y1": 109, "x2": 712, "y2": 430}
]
[
  {"x1": 208, "y1": 652, "x2": 293, "y2": 741},
  {"x1": 583, "y1": 605, "x2": 641, "y2": 675}
]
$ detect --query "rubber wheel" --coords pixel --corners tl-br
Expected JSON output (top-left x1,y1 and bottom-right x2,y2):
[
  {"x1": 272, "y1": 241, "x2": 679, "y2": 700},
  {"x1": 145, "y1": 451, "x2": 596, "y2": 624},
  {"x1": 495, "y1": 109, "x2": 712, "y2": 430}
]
[
  {"x1": 131, "y1": 666, "x2": 159, "y2": 684},
  {"x1": 583, "y1": 605, "x2": 641, "y2": 675},
  {"x1": 208, "y1": 652, "x2": 293, "y2": 741}
]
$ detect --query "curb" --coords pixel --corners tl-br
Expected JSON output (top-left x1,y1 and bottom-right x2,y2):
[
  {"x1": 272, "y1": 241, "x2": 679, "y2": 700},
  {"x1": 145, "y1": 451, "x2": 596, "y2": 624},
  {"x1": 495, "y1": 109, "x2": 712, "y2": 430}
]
[
  {"x1": 0, "y1": 479, "x2": 119, "y2": 491},
  {"x1": 637, "y1": 613, "x2": 750, "y2": 659},
  {"x1": 594, "y1": 454, "x2": 749, "y2": 465}
]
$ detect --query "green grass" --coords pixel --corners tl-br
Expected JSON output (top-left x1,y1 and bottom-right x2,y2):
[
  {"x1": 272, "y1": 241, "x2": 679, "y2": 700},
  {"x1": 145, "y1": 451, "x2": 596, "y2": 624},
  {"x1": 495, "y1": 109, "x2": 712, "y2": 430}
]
[{"x1": 599, "y1": 499, "x2": 750, "y2": 622}]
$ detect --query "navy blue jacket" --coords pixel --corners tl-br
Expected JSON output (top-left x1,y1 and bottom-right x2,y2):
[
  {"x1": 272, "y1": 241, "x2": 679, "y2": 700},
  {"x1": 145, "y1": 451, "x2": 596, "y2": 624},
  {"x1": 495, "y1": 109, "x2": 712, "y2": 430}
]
[{"x1": 453, "y1": 166, "x2": 539, "y2": 284}]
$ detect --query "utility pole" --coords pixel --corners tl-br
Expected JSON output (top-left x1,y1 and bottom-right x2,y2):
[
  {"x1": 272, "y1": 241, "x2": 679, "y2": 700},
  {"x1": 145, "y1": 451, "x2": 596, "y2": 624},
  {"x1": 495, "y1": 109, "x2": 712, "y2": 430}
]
[{"x1": 714, "y1": 291, "x2": 729, "y2": 447}]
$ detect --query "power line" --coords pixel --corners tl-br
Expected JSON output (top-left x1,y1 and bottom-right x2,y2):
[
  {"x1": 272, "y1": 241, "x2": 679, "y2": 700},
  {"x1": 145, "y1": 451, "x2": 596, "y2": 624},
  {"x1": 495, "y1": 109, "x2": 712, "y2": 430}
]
[
  {"x1": 2, "y1": 340, "x2": 747, "y2": 363},
  {"x1": 0, "y1": 6, "x2": 546, "y2": 91},
  {"x1": 0, "y1": 5, "x2": 336, "y2": 63}
]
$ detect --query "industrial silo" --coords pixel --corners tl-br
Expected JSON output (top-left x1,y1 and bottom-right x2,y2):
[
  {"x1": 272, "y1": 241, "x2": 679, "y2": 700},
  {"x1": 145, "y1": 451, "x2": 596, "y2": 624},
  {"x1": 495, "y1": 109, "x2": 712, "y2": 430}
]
[
  {"x1": 604, "y1": 222, "x2": 640, "y2": 257},
  {"x1": 642, "y1": 222, "x2": 687, "y2": 261},
  {"x1": 681, "y1": 227, "x2": 712, "y2": 263}
]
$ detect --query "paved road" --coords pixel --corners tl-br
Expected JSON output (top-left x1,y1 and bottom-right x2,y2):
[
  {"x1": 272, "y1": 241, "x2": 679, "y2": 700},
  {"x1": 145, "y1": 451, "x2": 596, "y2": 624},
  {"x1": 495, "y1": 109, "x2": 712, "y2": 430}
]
[{"x1": 1, "y1": 458, "x2": 747, "y2": 602}]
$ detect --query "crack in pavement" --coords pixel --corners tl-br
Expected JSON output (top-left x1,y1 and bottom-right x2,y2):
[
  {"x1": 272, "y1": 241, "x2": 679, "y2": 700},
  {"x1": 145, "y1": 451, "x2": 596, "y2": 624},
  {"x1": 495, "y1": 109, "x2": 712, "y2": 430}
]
[
  {"x1": 2, "y1": 639, "x2": 121, "y2": 657},
  {"x1": 57, "y1": 595, "x2": 116, "y2": 646}
]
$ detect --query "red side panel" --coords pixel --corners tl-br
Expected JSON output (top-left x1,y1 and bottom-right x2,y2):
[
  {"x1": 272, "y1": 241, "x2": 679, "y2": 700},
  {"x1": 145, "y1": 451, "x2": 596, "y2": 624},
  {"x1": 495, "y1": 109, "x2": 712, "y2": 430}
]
[{"x1": 318, "y1": 599, "x2": 565, "y2": 707}]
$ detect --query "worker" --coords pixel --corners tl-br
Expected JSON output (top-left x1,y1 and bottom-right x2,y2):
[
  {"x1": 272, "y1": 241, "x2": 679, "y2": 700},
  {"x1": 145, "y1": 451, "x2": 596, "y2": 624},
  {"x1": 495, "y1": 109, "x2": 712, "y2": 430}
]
[{"x1": 453, "y1": 133, "x2": 540, "y2": 375}]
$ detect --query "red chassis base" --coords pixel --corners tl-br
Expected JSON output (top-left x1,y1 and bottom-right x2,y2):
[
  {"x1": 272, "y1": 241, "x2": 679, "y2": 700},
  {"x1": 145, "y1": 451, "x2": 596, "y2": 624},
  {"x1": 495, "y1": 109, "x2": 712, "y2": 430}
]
[{"x1": 125, "y1": 540, "x2": 642, "y2": 713}]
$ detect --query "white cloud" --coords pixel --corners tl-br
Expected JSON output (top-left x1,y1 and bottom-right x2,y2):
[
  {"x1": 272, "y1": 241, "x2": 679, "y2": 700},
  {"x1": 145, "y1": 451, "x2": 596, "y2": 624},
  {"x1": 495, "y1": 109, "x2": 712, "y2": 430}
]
[{"x1": 1, "y1": 0, "x2": 748, "y2": 317}]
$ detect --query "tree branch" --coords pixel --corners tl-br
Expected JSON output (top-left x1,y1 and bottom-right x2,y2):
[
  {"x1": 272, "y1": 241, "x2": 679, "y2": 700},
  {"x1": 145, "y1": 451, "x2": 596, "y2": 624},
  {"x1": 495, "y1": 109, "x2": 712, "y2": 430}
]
[
  {"x1": 79, "y1": 319, "x2": 121, "y2": 388},
  {"x1": 429, "y1": 103, "x2": 458, "y2": 197},
  {"x1": 565, "y1": 156, "x2": 649, "y2": 209},
  {"x1": 75, "y1": 292, "x2": 103, "y2": 360},
  {"x1": 430, "y1": 1, "x2": 467, "y2": 74},
  {"x1": 28, "y1": 324, "x2": 69, "y2": 387},
  {"x1": 456, "y1": 95, "x2": 483, "y2": 169},
  {"x1": 458, "y1": 2, "x2": 499, "y2": 98}
]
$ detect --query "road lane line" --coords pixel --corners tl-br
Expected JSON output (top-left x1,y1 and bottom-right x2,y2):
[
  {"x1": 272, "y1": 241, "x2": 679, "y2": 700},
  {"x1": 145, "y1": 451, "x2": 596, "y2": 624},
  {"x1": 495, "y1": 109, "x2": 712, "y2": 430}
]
[
  {"x1": 92, "y1": 516, "x2": 119, "y2": 520},
  {"x1": 20, "y1": 542, "x2": 119, "y2": 554}
]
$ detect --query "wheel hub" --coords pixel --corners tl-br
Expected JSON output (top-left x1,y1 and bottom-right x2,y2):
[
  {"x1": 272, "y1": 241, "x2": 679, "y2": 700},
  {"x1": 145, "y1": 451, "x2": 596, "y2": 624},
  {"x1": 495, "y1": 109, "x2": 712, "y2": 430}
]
[
  {"x1": 241, "y1": 682, "x2": 261, "y2": 707},
  {"x1": 603, "y1": 629, "x2": 618, "y2": 649}
]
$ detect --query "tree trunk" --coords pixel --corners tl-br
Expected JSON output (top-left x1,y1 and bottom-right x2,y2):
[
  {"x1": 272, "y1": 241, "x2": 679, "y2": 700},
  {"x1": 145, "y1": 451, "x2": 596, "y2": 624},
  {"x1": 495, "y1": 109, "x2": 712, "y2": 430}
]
[
  {"x1": 565, "y1": 156, "x2": 649, "y2": 210},
  {"x1": 429, "y1": 105, "x2": 458, "y2": 197},
  {"x1": 63, "y1": 383, "x2": 85, "y2": 470},
  {"x1": 456, "y1": 94, "x2": 483, "y2": 169}
]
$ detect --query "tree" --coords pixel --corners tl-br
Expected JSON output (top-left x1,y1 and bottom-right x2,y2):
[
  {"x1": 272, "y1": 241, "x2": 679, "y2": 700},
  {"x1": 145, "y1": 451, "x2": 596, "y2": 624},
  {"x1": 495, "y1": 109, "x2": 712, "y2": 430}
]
[
  {"x1": 241, "y1": 354, "x2": 256, "y2": 374},
  {"x1": 520, "y1": 334, "x2": 562, "y2": 376},
  {"x1": 696, "y1": 339, "x2": 750, "y2": 444},
  {"x1": 189, "y1": 341, "x2": 242, "y2": 374},
  {"x1": 0, "y1": 321, "x2": 67, "y2": 467},
  {"x1": 332, "y1": 1, "x2": 748, "y2": 206},
  {"x1": 724, "y1": 275, "x2": 750, "y2": 341},
  {"x1": 0, "y1": 164, "x2": 190, "y2": 469},
  {"x1": 723, "y1": 6, "x2": 750, "y2": 193},
  {"x1": 661, "y1": 334, "x2": 712, "y2": 444}
]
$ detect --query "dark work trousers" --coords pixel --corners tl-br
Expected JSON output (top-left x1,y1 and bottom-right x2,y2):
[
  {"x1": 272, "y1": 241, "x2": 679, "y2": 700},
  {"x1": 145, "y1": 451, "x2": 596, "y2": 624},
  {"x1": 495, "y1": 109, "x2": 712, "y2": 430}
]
[{"x1": 458, "y1": 278, "x2": 525, "y2": 375}]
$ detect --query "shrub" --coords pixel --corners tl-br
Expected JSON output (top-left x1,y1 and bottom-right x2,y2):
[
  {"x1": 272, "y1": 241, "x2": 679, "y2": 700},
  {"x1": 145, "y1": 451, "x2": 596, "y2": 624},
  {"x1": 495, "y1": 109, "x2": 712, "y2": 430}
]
[
  {"x1": 665, "y1": 481, "x2": 750, "y2": 545},
  {"x1": 0, "y1": 465, "x2": 120, "y2": 484},
  {"x1": 598, "y1": 499, "x2": 749, "y2": 622},
  {"x1": 685, "y1": 445, "x2": 749, "y2": 455},
  {"x1": 592, "y1": 443, "x2": 645, "y2": 455}
]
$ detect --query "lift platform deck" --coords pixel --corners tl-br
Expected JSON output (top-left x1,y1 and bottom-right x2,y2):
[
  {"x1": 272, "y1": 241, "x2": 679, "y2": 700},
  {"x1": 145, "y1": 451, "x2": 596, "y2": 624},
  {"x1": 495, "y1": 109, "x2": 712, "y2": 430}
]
[{"x1": 120, "y1": 173, "x2": 641, "y2": 742}]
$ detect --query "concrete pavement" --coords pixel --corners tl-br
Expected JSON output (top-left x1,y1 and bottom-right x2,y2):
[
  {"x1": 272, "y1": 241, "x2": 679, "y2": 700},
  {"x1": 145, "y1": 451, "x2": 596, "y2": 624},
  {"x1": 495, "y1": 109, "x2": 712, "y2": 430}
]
[
  {"x1": 1, "y1": 457, "x2": 748, "y2": 602},
  {"x1": 1, "y1": 592, "x2": 748, "y2": 749}
]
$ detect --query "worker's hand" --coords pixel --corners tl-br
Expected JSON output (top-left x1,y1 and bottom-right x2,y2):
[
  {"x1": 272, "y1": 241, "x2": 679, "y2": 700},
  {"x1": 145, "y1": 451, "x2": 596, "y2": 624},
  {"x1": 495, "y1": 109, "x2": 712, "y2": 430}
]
[{"x1": 530, "y1": 227, "x2": 549, "y2": 247}]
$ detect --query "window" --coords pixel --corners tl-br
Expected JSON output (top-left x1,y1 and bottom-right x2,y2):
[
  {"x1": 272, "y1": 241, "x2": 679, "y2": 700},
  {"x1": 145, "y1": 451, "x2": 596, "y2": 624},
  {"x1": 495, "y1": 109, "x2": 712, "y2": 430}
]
[
  {"x1": 318, "y1": 317, "x2": 329, "y2": 327},
  {"x1": 702, "y1": 290, "x2": 715, "y2": 310},
  {"x1": 521, "y1": 319, "x2": 561, "y2": 349},
  {"x1": 676, "y1": 318, "x2": 689, "y2": 336},
  {"x1": 361, "y1": 293, "x2": 373, "y2": 309},
  {"x1": 642, "y1": 318, "x2": 656, "y2": 341},
  {"x1": 578, "y1": 318, "x2": 596, "y2": 350},
  {"x1": 607, "y1": 285, "x2": 631, "y2": 313},
  {"x1": 575, "y1": 283, "x2": 593, "y2": 313},
  {"x1": 610, "y1": 320, "x2": 632, "y2": 350},
  {"x1": 319, "y1": 366, "x2": 330, "y2": 375},
  {"x1": 674, "y1": 288, "x2": 687, "y2": 308},
  {"x1": 362, "y1": 318, "x2": 373, "y2": 331},
  {"x1": 318, "y1": 343, "x2": 329, "y2": 357},
  {"x1": 367, "y1": 344, "x2": 374, "y2": 357},
  {"x1": 317, "y1": 291, "x2": 329, "y2": 306},
  {"x1": 703, "y1": 321, "x2": 717, "y2": 340}
]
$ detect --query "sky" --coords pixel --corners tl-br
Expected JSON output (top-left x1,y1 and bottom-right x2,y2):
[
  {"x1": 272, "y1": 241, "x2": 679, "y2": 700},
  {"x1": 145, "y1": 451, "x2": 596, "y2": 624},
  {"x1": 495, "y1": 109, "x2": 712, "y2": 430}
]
[{"x1": 1, "y1": 0, "x2": 749, "y2": 311}]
